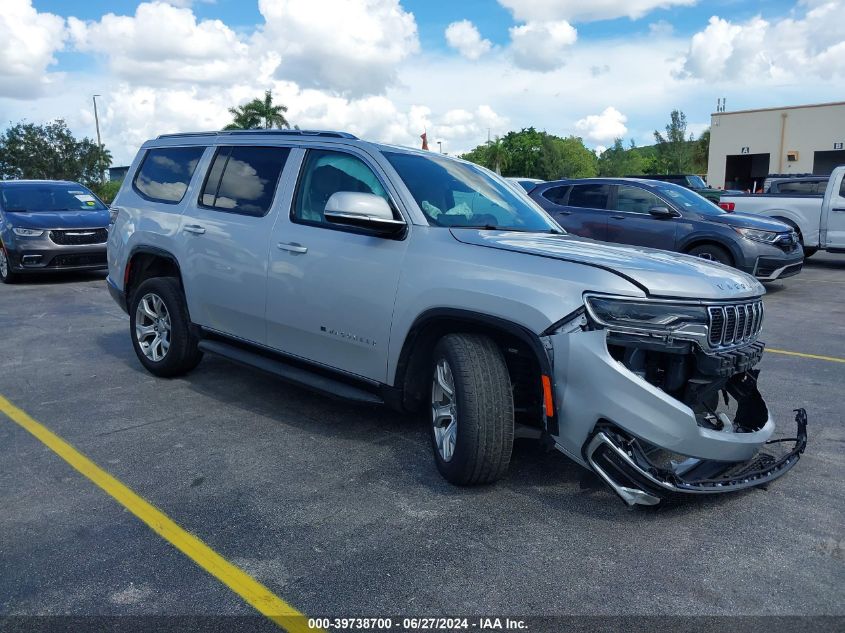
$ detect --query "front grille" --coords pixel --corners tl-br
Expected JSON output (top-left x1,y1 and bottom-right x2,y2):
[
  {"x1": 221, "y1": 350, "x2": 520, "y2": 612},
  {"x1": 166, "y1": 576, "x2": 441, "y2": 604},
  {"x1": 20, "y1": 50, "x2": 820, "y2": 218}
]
[
  {"x1": 48, "y1": 252, "x2": 107, "y2": 268},
  {"x1": 707, "y1": 300, "x2": 763, "y2": 348},
  {"x1": 48, "y1": 228, "x2": 108, "y2": 245}
]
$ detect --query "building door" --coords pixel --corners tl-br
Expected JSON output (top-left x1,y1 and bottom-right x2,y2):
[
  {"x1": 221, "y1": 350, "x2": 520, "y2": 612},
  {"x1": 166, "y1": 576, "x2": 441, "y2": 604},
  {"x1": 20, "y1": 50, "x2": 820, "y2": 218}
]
[
  {"x1": 813, "y1": 150, "x2": 845, "y2": 175},
  {"x1": 725, "y1": 153, "x2": 770, "y2": 191}
]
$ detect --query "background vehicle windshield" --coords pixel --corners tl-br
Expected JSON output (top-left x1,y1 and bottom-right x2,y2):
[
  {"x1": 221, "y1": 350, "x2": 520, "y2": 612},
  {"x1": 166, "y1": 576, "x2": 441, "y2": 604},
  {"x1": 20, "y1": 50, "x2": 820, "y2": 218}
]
[
  {"x1": 687, "y1": 175, "x2": 707, "y2": 188},
  {"x1": 654, "y1": 182, "x2": 724, "y2": 216},
  {"x1": 0, "y1": 183, "x2": 106, "y2": 212},
  {"x1": 384, "y1": 151, "x2": 561, "y2": 232}
]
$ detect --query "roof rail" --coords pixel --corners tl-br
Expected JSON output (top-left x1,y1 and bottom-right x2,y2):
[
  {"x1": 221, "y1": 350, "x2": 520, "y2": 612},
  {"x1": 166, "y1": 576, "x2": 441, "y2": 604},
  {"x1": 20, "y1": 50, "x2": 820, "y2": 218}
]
[{"x1": 157, "y1": 129, "x2": 358, "y2": 140}]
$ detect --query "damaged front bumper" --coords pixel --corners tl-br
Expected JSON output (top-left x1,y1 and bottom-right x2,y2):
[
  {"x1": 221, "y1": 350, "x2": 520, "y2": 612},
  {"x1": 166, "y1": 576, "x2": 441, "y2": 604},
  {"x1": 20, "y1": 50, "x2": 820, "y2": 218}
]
[{"x1": 585, "y1": 408, "x2": 808, "y2": 506}]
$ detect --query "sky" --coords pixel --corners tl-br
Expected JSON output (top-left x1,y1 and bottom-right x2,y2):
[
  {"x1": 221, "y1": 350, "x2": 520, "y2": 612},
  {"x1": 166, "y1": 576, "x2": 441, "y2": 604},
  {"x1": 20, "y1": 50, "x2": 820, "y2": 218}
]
[{"x1": 1, "y1": 0, "x2": 842, "y2": 166}]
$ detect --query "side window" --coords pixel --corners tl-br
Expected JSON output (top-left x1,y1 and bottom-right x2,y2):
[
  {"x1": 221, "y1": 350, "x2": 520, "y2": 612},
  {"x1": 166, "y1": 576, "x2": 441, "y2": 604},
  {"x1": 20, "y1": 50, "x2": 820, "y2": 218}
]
[
  {"x1": 133, "y1": 146, "x2": 206, "y2": 204},
  {"x1": 542, "y1": 185, "x2": 570, "y2": 205},
  {"x1": 199, "y1": 146, "x2": 290, "y2": 217},
  {"x1": 840, "y1": 177, "x2": 845, "y2": 198},
  {"x1": 567, "y1": 184, "x2": 610, "y2": 210},
  {"x1": 293, "y1": 150, "x2": 388, "y2": 225},
  {"x1": 778, "y1": 181, "x2": 815, "y2": 194},
  {"x1": 614, "y1": 185, "x2": 665, "y2": 214}
]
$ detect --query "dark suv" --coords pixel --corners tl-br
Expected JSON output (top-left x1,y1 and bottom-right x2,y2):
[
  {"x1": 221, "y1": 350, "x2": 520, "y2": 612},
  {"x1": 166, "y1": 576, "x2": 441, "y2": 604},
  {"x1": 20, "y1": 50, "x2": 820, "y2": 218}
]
[{"x1": 530, "y1": 178, "x2": 804, "y2": 281}]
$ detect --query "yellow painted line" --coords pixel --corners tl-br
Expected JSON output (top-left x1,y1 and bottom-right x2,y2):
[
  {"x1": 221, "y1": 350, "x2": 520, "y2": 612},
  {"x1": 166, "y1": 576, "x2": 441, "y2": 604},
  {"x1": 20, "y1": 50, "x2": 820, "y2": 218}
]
[
  {"x1": 0, "y1": 394, "x2": 321, "y2": 633},
  {"x1": 767, "y1": 348, "x2": 845, "y2": 364}
]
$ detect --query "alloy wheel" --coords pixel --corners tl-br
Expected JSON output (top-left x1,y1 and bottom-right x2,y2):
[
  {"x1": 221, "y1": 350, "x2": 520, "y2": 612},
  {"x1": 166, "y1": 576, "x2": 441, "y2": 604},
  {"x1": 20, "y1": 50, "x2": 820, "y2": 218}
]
[
  {"x1": 431, "y1": 358, "x2": 458, "y2": 462},
  {"x1": 135, "y1": 292, "x2": 171, "y2": 362},
  {"x1": 0, "y1": 249, "x2": 8, "y2": 279}
]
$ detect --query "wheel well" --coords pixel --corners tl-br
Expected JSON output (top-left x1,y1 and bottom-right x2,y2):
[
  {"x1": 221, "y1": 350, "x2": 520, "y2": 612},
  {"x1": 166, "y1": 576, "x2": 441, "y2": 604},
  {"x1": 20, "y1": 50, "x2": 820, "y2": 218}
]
[
  {"x1": 771, "y1": 216, "x2": 801, "y2": 238},
  {"x1": 683, "y1": 239, "x2": 735, "y2": 265},
  {"x1": 125, "y1": 250, "x2": 182, "y2": 303},
  {"x1": 395, "y1": 315, "x2": 546, "y2": 427}
]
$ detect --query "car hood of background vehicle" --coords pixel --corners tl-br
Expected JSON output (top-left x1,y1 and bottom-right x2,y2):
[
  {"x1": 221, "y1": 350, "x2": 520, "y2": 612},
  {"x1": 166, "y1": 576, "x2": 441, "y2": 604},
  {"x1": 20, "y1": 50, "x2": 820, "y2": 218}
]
[
  {"x1": 450, "y1": 229, "x2": 764, "y2": 301},
  {"x1": 4, "y1": 209, "x2": 110, "y2": 229},
  {"x1": 705, "y1": 212, "x2": 791, "y2": 232}
]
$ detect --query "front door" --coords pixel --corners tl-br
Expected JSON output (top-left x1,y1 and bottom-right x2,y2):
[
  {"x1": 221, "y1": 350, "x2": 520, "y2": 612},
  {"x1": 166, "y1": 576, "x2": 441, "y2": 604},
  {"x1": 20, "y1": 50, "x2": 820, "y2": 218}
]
[
  {"x1": 606, "y1": 184, "x2": 678, "y2": 250},
  {"x1": 179, "y1": 144, "x2": 292, "y2": 345},
  {"x1": 265, "y1": 148, "x2": 409, "y2": 382}
]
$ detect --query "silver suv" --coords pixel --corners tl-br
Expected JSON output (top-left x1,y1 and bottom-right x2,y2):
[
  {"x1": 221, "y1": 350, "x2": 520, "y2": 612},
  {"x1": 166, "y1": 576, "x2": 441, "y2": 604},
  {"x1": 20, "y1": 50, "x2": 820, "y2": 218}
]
[{"x1": 106, "y1": 130, "x2": 807, "y2": 506}]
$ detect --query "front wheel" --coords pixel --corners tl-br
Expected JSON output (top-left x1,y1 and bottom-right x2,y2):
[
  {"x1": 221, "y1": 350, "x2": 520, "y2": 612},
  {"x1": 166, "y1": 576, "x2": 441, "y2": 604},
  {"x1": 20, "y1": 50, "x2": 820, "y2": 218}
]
[
  {"x1": 429, "y1": 334, "x2": 514, "y2": 485},
  {"x1": 687, "y1": 243, "x2": 733, "y2": 267},
  {"x1": 0, "y1": 246, "x2": 19, "y2": 284},
  {"x1": 129, "y1": 277, "x2": 202, "y2": 377}
]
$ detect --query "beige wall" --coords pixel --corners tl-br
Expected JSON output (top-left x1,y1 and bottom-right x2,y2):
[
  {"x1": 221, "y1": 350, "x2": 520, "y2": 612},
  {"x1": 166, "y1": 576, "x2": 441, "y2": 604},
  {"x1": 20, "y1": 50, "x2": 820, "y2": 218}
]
[{"x1": 707, "y1": 102, "x2": 845, "y2": 188}]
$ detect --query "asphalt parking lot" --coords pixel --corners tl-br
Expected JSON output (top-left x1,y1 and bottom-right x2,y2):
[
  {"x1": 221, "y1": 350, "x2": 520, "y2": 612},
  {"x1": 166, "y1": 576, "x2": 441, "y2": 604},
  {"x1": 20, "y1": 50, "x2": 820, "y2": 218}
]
[{"x1": 1, "y1": 254, "x2": 843, "y2": 630}]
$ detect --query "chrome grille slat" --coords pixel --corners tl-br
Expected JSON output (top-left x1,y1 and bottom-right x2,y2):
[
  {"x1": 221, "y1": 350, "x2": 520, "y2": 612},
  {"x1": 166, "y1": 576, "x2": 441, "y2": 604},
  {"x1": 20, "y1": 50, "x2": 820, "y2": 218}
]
[{"x1": 707, "y1": 300, "x2": 763, "y2": 349}]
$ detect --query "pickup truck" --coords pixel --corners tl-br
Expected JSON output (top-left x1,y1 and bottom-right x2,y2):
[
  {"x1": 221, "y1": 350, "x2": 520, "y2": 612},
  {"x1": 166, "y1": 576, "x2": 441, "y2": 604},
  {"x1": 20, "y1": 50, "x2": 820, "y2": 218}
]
[{"x1": 720, "y1": 165, "x2": 845, "y2": 256}]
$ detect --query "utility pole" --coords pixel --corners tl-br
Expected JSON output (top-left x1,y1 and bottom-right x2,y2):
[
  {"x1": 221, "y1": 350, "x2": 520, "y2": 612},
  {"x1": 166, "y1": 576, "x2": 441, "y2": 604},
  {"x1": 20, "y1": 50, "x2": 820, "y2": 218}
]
[{"x1": 92, "y1": 94, "x2": 104, "y2": 183}]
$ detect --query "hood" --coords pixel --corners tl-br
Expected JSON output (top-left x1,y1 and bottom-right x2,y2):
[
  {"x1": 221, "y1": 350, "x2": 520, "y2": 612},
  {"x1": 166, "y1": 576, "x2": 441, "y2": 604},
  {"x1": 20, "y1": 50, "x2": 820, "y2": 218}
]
[
  {"x1": 706, "y1": 212, "x2": 792, "y2": 232},
  {"x1": 4, "y1": 209, "x2": 110, "y2": 230},
  {"x1": 450, "y1": 229, "x2": 765, "y2": 301}
]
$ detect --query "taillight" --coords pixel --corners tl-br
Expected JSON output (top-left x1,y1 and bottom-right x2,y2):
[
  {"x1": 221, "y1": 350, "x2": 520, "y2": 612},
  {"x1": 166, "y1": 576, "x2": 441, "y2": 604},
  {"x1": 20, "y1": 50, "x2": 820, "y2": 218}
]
[{"x1": 718, "y1": 201, "x2": 735, "y2": 212}]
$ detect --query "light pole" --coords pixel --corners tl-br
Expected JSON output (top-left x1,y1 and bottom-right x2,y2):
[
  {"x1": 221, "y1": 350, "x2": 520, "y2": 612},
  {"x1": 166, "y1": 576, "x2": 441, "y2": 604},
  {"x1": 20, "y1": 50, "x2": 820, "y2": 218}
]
[
  {"x1": 437, "y1": 141, "x2": 443, "y2": 154},
  {"x1": 92, "y1": 94, "x2": 104, "y2": 183}
]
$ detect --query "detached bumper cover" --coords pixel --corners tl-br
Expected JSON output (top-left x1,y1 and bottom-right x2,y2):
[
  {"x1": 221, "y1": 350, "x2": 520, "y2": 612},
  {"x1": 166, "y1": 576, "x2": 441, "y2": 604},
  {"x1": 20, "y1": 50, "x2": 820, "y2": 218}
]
[{"x1": 586, "y1": 409, "x2": 808, "y2": 506}]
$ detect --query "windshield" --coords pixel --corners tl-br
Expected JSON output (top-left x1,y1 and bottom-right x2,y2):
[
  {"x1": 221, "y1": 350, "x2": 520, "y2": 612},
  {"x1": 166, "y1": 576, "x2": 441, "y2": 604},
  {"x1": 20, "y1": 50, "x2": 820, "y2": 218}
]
[
  {"x1": 687, "y1": 175, "x2": 707, "y2": 189},
  {"x1": 0, "y1": 183, "x2": 107, "y2": 212},
  {"x1": 654, "y1": 182, "x2": 724, "y2": 216},
  {"x1": 384, "y1": 151, "x2": 561, "y2": 232}
]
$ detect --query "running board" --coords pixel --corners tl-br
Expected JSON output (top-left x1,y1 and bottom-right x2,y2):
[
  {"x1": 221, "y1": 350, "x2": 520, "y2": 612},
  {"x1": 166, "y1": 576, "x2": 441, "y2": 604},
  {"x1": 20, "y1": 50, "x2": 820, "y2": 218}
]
[{"x1": 197, "y1": 339, "x2": 384, "y2": 404}]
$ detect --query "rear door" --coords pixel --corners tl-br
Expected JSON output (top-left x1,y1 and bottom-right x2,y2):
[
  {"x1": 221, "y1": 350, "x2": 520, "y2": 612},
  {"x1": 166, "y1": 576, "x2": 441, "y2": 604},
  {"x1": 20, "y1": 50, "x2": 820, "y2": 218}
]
[
  {"x1": 606, "y1": 184, "x2": 678, "y2": 250},
  {"x1": 179, "y1": 144, "x2": 293, "y2": 344},
  {"x1": 821, "y1": 169, "x2": 845, "y2": 248},
  {"x1": 539, "y1": 184, "x2": 609, "y2": 240}
]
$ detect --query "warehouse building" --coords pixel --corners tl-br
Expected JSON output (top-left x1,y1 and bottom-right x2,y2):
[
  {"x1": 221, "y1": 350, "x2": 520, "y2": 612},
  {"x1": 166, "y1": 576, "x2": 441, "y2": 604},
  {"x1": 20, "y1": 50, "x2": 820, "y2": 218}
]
[{"x1": 707, "y1": 101, "x2": 845, "y2": 190}]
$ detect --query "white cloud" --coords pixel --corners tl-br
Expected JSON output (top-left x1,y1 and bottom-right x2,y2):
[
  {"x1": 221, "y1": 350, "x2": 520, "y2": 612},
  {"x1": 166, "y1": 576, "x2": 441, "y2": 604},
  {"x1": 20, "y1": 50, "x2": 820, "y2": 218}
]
[
  {"x1": 256, "y1": 0, "x2": 419, "y2": 96},
  {"x1": 509, "y1": 20, "x2": 577, "y2": 71},
  {"x1": 445, "y1": 20, "x2": 492, "y2": 60},
  {"x1": 575, "y1": 106, "x2": 628, "y2": 143},
  {"x1": 649, "y1": 19, "x2": 675, "y2": 36},
  {"x1": 68, "y1": 2, "x2": 253, "y2": 86},
  {"x1": 0, "y1": 0, "x2": 66, "y2": 99},
  {"x1": 498, "y1": 0, "x2": 696, "y2": 23},
  {"x1": 680, "y1": 2, "x2": 845, "y2": 81}
]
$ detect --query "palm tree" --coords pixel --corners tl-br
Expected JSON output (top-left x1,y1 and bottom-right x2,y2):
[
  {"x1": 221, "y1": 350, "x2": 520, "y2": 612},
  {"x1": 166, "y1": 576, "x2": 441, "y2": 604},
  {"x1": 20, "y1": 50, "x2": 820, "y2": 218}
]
[
  {"x1": 487, "y1": 137, "x2": 509, "y2": 175},
  {"x1": 224, "y1": 91, "x2": 290, "y2": 130}
]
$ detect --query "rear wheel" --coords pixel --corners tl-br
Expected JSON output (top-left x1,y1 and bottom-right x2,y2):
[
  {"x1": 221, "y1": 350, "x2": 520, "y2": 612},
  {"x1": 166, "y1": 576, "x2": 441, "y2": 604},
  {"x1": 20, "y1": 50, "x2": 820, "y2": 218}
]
[
  {"x1": 0, "y1": 246, "x2": 19, "y2": 284},
  {"x1": 429, "y1": 334, "x2": 514, "y2": 485},
  {"x1": 129, "y1": 276, "x2": 202, "y2": 377},
  {"x1": 687, "y1": 243, "x2": 733, "y2": 267}
]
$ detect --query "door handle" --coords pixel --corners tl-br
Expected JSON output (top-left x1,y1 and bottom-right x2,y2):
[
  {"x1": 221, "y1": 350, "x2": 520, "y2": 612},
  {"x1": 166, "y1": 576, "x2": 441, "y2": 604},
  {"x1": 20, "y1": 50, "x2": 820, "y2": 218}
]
[
  {"x1": 833, "y1": 208, "x2": 845, "y2": 212},
  {"x1": 277, "y1": 242, "x2": 308, "y2": 254},
  {"x1": 183, "y1": 224, "x2": 206, "y2": 235},
  {"x1": 610, "y1": 215, "x2": 625, "y2": 220},
  {"x1": 556, "y1": 210, "x2": 572, "y2": 216}
]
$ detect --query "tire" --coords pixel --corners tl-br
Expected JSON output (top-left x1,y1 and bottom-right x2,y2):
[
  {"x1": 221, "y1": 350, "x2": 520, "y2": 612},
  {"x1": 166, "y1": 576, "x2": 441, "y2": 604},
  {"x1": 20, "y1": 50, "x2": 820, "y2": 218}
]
[
  {"x1": 802, "y1": 247, "x2": 817, "y2": 258},
  {"x1": 0, "y1": 245, "x2": 19, "y2": 284},
  {"x1": 429, "y1": 333, "x2": 514, "y2": 485},
  {"x1": 129, "y1": 276, "x2": 202, "y2": 377},
  {"x1": 687, "y1": 243, "x2": 733, "y2": 267}
]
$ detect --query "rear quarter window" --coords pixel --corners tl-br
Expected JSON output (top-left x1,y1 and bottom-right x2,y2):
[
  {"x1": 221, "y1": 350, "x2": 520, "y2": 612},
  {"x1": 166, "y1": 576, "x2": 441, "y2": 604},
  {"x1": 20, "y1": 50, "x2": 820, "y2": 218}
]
[{"x1": 133, "y1": 146, "x2": 206, "y2": 204}]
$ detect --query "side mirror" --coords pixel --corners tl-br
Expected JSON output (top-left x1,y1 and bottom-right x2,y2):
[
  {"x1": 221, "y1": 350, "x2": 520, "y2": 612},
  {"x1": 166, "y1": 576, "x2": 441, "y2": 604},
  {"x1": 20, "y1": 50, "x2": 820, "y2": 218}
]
[
  {"x1": 324, "y1": 192, "x2": 406, "y2": 236},
  {"x1": 648, "y1": 205, "x2": 678, "y2": 219}
]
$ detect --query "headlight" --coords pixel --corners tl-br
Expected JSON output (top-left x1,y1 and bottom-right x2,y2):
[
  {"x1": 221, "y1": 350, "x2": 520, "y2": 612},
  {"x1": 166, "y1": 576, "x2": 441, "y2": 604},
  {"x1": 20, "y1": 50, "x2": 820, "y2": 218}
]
[
  {"x1": 585, "y1": 295, "x2": 708, "y2": 335},
  {"x1": 733, "y1": 227, "x2": 779, "y2": 244},
  {"x1": 12, "y1": 228, "x2": 44, "y2": 237}
]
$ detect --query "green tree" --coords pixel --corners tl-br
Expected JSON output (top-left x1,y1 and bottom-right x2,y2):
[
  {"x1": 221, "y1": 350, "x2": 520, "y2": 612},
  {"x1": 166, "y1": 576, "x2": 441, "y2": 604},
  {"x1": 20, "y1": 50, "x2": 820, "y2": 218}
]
[
  {"x1": 0, "y1": 119, "x2": 111, "y2": 187},
  {"x1": 461, "y1": 128, "x2": 596, "y2": 180},
  {"x1": 486, "y1": 137, "x2": 509, "y2": 174},
  {"x1": 653, "y1": 109, "x2": 694, "y2": 173},
  {"x1": 598, "y1": 138, "x2": 647, "y2": 176},
  {"x1": 225, "y1": 90, "x2": 290, "y2": 130},
  {"x1": 693, "y1": 127, "x2": 710, "y2": 173}
]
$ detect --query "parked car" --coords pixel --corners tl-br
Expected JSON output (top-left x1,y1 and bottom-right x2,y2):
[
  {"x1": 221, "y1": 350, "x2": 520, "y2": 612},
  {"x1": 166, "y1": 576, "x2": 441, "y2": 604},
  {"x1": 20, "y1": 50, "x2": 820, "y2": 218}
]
[
  {"x1": 625, "y1": 173, "x2": 732, "y2": 202},
  {"x1": 0, "y1": 180, "x2": 110, "y2": 283},
  {"x1": 106, "y1": 130, "x2": 806, "y2": 506},
  {"x1": 530, "y1": 177, "x2": 804, "y2": 281},
  {"x1": 506, "y1": 177, "x2": 544, "y2": 192},
  {"x1": 719, "y1": 165, "x2": 845, "y2": 257},
  {"x1": 765, "y1": 176, "x2": 829, "y2": 195}
]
